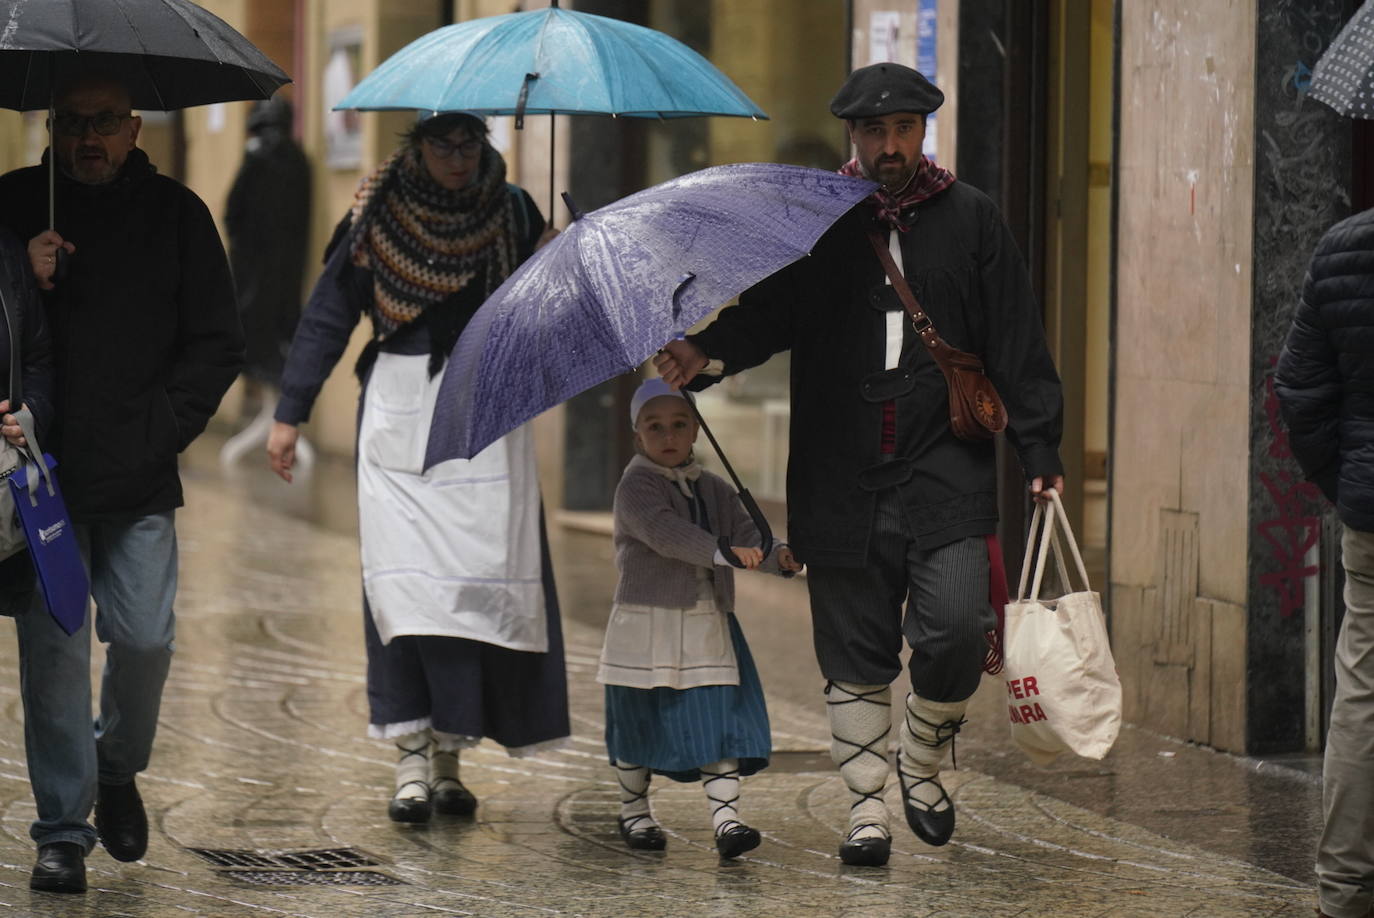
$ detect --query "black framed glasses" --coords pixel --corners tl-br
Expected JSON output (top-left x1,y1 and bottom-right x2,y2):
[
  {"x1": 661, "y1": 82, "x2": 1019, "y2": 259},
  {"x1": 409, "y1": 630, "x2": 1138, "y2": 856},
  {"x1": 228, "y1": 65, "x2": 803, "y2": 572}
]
[
  {"x1": 423, "y1": 136, "x2": 482, "y2": 160},
  {"x1": 50, "y1": 112, "x2": 133, "y2": 137}
]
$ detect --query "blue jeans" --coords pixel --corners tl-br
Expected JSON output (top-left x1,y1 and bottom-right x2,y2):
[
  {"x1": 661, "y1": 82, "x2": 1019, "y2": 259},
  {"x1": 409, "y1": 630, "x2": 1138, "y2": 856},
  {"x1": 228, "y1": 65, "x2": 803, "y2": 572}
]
[{"x1": 13, "y1": 512, "x2": 177, "y2": 851}]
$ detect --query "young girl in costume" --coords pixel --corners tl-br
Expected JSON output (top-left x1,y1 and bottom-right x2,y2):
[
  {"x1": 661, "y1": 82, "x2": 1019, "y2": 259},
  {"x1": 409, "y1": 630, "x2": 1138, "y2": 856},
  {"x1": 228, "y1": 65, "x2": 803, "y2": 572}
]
[{"x1": 599, "y1": 378, "x2": 801, "y2": 858}]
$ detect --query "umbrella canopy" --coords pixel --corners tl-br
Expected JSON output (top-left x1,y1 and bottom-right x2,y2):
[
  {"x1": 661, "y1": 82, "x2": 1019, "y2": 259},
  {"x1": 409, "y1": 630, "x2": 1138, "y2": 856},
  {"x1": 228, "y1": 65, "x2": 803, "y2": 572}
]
[
  {"x1": 1309, "y1": 1, "x2": 1374, "y2": 118},
  {"x1": 423, "y1": 163, "x2": 876, "y2": 466},
  {"x1": 334, "y1": 3, "x2": 765, "y2": 120},
  {"x1": 0, "y1": 0, "x2": 290, "y2": 111}
]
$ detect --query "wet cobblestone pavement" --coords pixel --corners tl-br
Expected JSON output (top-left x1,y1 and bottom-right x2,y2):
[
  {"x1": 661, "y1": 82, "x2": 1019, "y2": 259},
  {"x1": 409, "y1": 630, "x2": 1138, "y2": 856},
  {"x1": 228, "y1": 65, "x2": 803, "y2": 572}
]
[{"x1": 0, "y1": 445, "x2": 1324, "y2": 916}]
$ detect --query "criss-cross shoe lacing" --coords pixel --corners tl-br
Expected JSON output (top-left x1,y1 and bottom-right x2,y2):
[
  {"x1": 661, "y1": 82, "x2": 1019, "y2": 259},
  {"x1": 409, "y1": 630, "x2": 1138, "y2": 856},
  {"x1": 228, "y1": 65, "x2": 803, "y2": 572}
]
[
  {"x1": 826, "y1": 681, "x2": 892, "y2": 845},
  {"x1": 896, "y1": 694, "x2": 967, "y2": 846},
  {"x1": 613, "y1": 760, "x2": 663, "y2": 849},
  {"x1": 702, "y1": 761, "x2": 759, "y2": 858},
  {"x1": 393, "y1": 737, "x2": 430, "y2": 803}
]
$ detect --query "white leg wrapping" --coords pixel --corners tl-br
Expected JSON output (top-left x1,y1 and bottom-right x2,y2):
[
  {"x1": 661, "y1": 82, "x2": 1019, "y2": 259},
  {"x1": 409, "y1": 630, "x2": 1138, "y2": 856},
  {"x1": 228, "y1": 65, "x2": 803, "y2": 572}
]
[
  {"x1": 394, "y1": 730, "x2": 431, "y2": 801},
  {"x1": 826, "y1": 681, "x2": 892, "y2": 841},
  {"x1": 700, "y1": 758, "x2": 742, "y2": 836},
  {"x1": 613, "y1": 759, "x2": 657, "y2": 831},
  {"x1": 898, "y1": 693, "x2": 969, "y2": 812}
]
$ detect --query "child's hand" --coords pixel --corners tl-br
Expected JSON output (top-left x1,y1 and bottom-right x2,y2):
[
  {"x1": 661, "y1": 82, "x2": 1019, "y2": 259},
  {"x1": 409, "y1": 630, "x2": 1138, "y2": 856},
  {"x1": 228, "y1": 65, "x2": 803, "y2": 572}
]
[
  {"x1": 777, "y1": 547, "x2": 803, "y2": 572},
  {"x1": 731, "y1": 546, "x2": 763, "y2": 569}
]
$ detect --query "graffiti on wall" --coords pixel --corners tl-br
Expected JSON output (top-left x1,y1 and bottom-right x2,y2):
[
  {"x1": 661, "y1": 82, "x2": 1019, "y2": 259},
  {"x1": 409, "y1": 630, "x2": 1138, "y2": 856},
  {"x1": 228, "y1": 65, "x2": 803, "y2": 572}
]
[{"x1": 1257, "y1": 358, "x2": 1322, "y2": 619}]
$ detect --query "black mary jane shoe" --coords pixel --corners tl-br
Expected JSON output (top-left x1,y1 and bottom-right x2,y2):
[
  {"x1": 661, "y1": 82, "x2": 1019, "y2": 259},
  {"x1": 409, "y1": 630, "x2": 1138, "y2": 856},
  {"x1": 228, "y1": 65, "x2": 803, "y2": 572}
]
[
  {"x1": 714, "y1": 823, "x2": 761, "y2": 859},
  {"x1": 30, "y1": 842, "x2": 86, "y2": 894},
  {"x1": 432, "y1": 779, "x2": 478, "y2": 816},
  {"x1": 95, "y1": 779, "x2": 148, "y2": 862},
  {"x1": 898, "y1": 771, "x2": 955, "y2": 847},
  {"x1": 387, "y1": 781, "x2": 433, "y2": 824},
  {"x1": 617, "y1": 817, "x2": 666, "y2": 851},
  {"x1": 838, "y1": 830, "x2": 891, "y2": 867}
]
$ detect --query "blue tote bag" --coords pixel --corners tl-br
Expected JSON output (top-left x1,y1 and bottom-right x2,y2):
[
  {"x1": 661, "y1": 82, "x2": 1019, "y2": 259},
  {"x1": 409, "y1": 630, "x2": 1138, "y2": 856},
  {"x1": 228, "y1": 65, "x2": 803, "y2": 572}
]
[{"x1": 7, "y1": 444, "x2": 87, "y2": 635}]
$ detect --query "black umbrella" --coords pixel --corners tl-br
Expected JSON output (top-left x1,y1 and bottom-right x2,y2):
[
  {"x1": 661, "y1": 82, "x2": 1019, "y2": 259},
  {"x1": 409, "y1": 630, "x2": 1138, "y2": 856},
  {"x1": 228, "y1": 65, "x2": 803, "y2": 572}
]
[
  {"x1": 1309, "y1": 1, "x2": 1374, "y2": 118},
  {"x1": 0, "y1": 0, "x2": 291, "y2": 229}
]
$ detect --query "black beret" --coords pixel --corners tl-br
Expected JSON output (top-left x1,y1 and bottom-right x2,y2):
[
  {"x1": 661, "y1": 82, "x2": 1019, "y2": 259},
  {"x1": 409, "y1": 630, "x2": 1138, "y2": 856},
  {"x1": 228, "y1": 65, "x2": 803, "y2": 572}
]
[{"x1": 829, "y1": 62, "x2": 944, "y2": 119}]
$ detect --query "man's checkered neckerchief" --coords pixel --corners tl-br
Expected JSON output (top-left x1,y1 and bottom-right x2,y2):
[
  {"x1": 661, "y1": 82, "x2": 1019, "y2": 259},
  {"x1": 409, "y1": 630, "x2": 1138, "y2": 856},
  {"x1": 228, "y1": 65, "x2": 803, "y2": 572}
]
[{"x1": 839, "y1": 155, "x2": 955, "y2": 231}]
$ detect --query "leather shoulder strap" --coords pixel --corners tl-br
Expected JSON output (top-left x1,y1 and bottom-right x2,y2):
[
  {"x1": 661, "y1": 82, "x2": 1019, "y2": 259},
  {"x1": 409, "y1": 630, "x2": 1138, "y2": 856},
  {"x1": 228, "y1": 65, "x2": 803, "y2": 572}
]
[{"x1": 865, "y1": 229, "x2": 949, "y2": 362}]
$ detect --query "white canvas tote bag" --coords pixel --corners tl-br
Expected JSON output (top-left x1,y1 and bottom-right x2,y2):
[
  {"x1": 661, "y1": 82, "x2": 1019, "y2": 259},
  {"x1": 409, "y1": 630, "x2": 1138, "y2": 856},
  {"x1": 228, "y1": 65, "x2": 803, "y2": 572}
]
[{"x1": 1003, "y1": 490, "x2": 1121, "y2": 765}]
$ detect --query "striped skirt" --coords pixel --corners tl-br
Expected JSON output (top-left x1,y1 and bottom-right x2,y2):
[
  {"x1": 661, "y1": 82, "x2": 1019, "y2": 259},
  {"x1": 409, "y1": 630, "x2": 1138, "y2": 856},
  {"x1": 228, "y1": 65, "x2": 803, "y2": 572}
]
[{"x1": 603, "y1": 613, "x2": 770, "y2": 783}]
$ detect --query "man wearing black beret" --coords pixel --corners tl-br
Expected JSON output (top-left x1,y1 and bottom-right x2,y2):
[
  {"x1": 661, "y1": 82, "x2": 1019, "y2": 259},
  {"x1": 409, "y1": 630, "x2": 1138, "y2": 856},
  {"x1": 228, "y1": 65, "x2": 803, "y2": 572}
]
[{"x1": 657, "y1": 62, "x2": 1064, "y2": 865}]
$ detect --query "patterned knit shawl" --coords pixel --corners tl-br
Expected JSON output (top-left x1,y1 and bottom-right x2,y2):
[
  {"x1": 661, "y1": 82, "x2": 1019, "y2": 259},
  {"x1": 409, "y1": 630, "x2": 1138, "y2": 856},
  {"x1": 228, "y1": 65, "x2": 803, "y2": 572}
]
[
  {"x1": 349, "y1": 143, "x2": 516, "y2": 341},
  {"x1": 839, "y1": 155, "x2": 955, "y2": 231}
]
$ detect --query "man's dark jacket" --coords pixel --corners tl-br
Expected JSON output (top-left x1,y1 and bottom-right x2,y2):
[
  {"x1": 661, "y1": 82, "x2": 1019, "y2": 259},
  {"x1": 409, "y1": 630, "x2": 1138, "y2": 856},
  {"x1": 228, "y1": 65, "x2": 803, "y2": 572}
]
[
  {"x1": 689, "y1": 180, "x2": 1063, "y2": 567},
  {"x1": 0, "y1": 149, "x2": 244, "y2": 522},
  {"x1": 1276, "y1": 207, "x2": 1374, "y2": 532}
]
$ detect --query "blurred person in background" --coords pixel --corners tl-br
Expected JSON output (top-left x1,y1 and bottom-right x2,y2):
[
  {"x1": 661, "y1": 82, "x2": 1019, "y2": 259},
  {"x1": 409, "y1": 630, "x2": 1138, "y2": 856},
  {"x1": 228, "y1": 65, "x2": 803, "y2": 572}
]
[{"x1": 267, "y1": 111, "x2": 568, "y2": 824}]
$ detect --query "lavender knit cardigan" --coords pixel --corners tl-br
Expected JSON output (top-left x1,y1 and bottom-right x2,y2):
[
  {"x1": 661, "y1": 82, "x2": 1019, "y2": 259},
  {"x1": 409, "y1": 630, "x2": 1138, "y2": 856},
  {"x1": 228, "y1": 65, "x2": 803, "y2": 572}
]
[{"x1": 613, "y1": 456, "x2": 783, "y2": 612}]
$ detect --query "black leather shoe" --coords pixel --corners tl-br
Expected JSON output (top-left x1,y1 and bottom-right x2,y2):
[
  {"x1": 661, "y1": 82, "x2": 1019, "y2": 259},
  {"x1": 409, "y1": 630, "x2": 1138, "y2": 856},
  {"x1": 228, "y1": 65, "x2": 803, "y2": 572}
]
[
  {"x1": 715, "y1": 823, "x2": 760, "y2": 859},
  {"x1": 30, "y1": 842, "x2": 86, "y2": 894},
  {"x1": 388, "y1": 781, "x2": 432, "y2": 824},
  {"x1": 838, "y1": 832, "x2": 891, "y2": 867},
  {"x1": 898, "y1": 771, "x2": 955, "y2": 847},
  {"x1": 617, "y1": 817, "x2": 666, "y2": 851},
  {"x1": 95, "y1": 780, "x2": 148, "y2": 862},
  {"x1": 432, "y1": 779, "x2": 477, "y2": 816}
]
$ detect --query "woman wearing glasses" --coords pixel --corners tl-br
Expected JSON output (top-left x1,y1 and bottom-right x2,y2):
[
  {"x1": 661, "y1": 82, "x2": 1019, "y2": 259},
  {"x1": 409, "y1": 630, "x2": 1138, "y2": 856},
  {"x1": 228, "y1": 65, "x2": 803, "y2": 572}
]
[{"x1": 267, "y1": 112, "x2": 568, "y2": 823}]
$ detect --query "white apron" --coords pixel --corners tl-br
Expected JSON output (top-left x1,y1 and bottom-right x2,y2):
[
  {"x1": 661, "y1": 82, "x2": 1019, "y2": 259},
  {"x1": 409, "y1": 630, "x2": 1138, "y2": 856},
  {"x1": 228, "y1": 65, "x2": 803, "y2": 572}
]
[{"x1": 357, "y1": 352, "x2": 546, "y2": 651}]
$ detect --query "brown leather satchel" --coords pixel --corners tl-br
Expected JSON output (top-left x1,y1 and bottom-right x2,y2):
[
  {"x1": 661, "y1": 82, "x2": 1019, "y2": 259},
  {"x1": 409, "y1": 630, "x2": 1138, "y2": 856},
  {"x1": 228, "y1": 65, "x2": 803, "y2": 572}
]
[{"x1": 866, "y1": 230, "x2": 1008, "y2": 440}]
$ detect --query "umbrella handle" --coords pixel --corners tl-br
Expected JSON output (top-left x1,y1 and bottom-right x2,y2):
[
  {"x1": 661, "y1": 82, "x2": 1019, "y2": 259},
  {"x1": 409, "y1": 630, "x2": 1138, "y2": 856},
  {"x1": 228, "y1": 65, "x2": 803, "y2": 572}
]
[{"x1": 682, "y1": 391, "x2": 775, "y2": 563}]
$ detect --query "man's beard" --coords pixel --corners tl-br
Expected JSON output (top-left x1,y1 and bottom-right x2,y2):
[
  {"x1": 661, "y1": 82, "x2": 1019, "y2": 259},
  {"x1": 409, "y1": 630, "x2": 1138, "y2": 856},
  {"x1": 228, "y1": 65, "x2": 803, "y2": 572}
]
[
  {"x1": 65, "y1": 146, "x2": 118, "y2": 184},
  {"x1": 872, "y1": 155, "x2": 915, "y2": 191}
]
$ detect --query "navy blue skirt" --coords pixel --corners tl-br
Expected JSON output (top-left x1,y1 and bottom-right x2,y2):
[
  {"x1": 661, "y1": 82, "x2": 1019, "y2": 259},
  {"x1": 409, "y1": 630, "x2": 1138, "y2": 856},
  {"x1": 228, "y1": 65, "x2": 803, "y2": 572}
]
[{"x1": 604, "y1": 613, "x2": 770, "y2": 783}]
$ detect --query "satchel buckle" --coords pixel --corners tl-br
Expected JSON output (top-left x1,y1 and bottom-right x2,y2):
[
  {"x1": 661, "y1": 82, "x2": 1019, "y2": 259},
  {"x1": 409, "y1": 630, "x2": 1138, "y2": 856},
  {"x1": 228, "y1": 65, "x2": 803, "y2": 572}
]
[{"x1": 909, "y1": 311, "x2": 932, "y2": 334}]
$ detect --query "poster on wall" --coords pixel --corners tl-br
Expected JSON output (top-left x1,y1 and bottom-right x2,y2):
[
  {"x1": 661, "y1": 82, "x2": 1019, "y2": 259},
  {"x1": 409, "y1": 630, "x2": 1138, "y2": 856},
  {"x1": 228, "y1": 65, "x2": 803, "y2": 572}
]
[
  {"x1": 323, "y1": 26, "x2": 363, "y2": 169},
  {"x1": 863, "y1": 3, "x2": 939, "y2": 161}
]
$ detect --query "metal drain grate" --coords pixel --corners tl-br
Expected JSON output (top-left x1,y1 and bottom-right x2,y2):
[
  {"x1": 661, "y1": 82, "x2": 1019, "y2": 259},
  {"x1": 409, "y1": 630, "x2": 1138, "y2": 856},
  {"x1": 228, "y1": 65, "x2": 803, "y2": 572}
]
[
  {"x1": 187, "y1": 847, "x2": 403, "y2": 887},
  {"x1": 220, "y1": 869, "x2": 404, "y2": 888}
]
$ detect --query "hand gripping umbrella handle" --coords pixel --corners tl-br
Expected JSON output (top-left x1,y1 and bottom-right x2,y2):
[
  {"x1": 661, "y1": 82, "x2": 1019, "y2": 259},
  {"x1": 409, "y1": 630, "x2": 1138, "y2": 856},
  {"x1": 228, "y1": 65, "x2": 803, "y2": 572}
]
[{"x1": 682, "y1": 391, "x2": 774, "y2": 565}]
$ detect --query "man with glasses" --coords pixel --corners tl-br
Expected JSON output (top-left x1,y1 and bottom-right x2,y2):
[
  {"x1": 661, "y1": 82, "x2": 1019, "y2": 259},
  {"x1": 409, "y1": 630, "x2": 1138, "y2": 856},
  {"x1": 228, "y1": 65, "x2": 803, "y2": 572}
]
[{"x1": 0, "y1": 75, "x2": 243, "y2": 893}]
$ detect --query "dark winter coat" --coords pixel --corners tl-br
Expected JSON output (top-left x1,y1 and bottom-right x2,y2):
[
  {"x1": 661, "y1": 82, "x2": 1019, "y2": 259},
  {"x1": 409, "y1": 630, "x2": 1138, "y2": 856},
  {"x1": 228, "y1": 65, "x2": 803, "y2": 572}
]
[
  {"x1": 0, "y1": 227, "x2": 54, "y2": 596},
  {"x1": 0, "y1": 228, "x2": 54, "y2": 438},
  {"x1": 0, "y1": 149, "x2": 245, "y2": 522},
  {"x1": 689, "y1": 181, "x2": 1064, "y2": 567},
  {"x1": 1276, "y1": 206, "x2": 1374, "y2": 532},
  {"x1": 225, "y1": 126, "x2": 311, "y2": 384}
]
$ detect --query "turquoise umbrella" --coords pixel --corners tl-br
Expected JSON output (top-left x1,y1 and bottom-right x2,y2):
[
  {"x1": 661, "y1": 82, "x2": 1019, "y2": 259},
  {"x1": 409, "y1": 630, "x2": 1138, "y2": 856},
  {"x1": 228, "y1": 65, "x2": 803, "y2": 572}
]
[{"x1": 333, "y1": 0, "x2": 766, "y2": 216}]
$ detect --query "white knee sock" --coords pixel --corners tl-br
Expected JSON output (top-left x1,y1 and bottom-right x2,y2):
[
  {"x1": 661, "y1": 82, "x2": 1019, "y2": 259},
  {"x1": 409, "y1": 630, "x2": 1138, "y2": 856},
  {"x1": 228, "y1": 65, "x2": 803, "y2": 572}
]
[
  {"x1": 827, "y1": 681, "x2": 892, "y2": 841},
  {"x1": 613, "y1": 759, "x2": 656, "y2": 830},
  {"x1": 700, "y1": 758, "x2": 743, "y2": 836},
  {"x1": 898, "y1": 693, "x2": 969, "y2": 812},
  {"x1": 394, "y1": 730, "x2": 430, "y2": 801}
]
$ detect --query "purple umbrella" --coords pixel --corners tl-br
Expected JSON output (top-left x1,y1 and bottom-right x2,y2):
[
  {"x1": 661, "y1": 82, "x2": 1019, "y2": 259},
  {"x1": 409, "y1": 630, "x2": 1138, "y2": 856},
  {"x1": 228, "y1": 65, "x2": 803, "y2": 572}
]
[{"x1": 424, "y1": 162, "x2": 876, "y2": 466}]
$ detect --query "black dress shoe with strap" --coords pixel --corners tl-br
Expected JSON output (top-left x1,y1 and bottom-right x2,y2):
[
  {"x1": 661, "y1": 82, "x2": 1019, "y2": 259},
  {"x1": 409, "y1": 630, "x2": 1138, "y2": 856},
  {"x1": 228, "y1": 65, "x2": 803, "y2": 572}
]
[
  {"x1": 96, "y1": 779, "x2": 148, "y2": 862},
  {"x1": 617, "y1": 816, "x2": 666, "y2": 851},
  {"x1": 30, "y1": 842, "x2": 86, "y2": 894},
  {"x1": 714, "y1": 822, "x2": 761, "y2": 859},
  {"x1": 839, "y1": 825, "x2": 891, "y2": 866},
  {"x1": 431, "y1": 778, "x2": 477, "y2": 816}
]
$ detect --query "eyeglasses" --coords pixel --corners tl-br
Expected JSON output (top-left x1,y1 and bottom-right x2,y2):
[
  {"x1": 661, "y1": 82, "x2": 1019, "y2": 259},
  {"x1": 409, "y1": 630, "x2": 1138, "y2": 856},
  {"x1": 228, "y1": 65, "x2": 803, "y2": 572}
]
[
  {"x1": 423, "y1": 136, "x2": 482, "y2": 160},
  {"x1": 50, "y1": 112, "x2": 133, "y2": 137}
]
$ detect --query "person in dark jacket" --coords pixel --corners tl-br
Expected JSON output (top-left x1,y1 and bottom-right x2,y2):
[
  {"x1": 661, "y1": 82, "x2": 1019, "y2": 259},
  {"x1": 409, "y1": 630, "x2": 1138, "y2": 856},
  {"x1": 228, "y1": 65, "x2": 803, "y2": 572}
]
[
  {"x1": 225, "y1": 95, "x2": 310, "y2": 386},
  {"x1": 656, "y1": 63, "x2": 1064, "y2": 866},
  {"x1": 1275, "y1": 209, "x2": 1374, "y2": 918},
  {"x1": 0, "y1": 227, "x2": 55, "y2": 613},
  {"x1": 0, "y1": 75, "x2": 244, "y2": 894}
]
